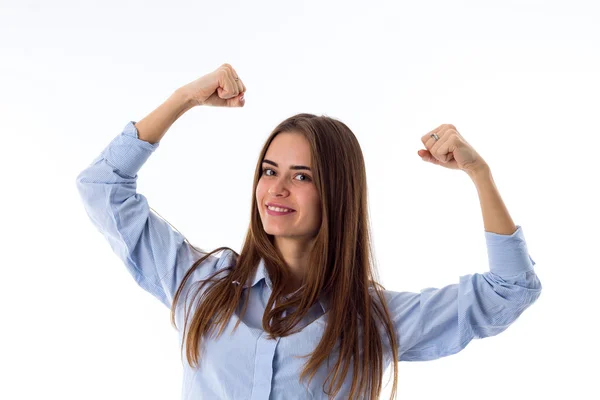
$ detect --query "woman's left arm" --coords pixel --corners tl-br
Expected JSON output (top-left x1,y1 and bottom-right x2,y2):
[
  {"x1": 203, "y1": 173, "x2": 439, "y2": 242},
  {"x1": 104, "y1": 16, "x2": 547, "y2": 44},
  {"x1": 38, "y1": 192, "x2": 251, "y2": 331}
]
[
  {"x1": 418, "y1": 123, "x2": 517, "y2": 235},
  {"x1": 469, "y1": 166, "x2": 517, "y2": 235}
]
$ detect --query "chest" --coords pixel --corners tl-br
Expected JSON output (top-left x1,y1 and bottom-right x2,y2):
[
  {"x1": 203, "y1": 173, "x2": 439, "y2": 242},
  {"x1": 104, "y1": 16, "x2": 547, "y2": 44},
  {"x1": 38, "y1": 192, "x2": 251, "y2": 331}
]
[{"x1": 177, "y1": 284, "x2": 388, "y2": 399}]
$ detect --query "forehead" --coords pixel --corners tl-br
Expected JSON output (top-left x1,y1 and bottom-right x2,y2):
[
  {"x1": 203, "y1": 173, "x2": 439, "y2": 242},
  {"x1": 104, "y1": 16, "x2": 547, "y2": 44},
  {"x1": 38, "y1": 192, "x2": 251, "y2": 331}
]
[{"x1": 264, "y1": 132, "x2": 311, "y2": 164}]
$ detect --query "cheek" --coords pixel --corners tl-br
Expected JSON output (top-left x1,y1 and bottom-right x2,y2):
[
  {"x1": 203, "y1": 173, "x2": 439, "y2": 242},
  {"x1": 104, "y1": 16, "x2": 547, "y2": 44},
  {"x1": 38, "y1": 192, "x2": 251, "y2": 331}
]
[
  {"x1": 256, "y1": 183, "x2": 266, "y2": 204},
  {"x1": 301, "y1": 194, "x2": 321, "y2": 215}
]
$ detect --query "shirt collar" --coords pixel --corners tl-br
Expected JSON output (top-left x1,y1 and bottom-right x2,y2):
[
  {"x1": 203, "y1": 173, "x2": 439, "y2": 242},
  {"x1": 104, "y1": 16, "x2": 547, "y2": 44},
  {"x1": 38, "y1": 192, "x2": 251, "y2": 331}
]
[{"x1": 235, "y1": 257, "x2": 330, "y2": 314}]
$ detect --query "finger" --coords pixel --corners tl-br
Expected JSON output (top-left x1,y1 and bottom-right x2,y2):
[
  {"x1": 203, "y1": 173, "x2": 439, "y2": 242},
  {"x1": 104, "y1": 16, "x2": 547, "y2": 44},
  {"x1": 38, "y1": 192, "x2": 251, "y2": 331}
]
[
  {"x1": 222, "y1": 67, "x2": 240, "y2": 99},
  {"x1": 227, "y1": 69, "x2": 245, "y2": 106},
  {"x1": 421, "y1": 125, "x2": 445, "y2": 159},
  {"x1": 228, "y1": 68, "x2": 241, "y2": 98},
  {"x1": 227, "y1": 67, "x2": 245, "y2": 106},
  {"x1": 228, "y1": 77, "x2": 244, "y2": 107},
  {"x1": 226, "y1": 65, "x2": 244, "y2": 94},
  {"x1": 217, "y1": 64, "x2": 233, "y2": 98},
  {"x1": 419, "y1": 149, "x2": 442, "y2": 166},
  {"x1": 234, "y1": 75, "x2": 244, "y2": 94},
  {"x1": 421, "y1": 125, "x2": 443, "y2": 147},
  {"x1": 428, "y1": 129, "x2": 453, "y2": 163},
  {"x1": 230, "y1": 70, "x2": 244, "y2": 94},
  {"x1": 233, "y1": 91, "x2": 245, "y2": 107},
  {"x1": 216, "y1": 68, "x2": 232, "y2": 99}
]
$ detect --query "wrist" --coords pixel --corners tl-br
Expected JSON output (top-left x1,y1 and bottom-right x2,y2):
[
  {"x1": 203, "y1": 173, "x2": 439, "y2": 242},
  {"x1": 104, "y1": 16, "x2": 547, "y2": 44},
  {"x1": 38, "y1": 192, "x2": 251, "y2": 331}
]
[
  {"x1": 174, "y1": 86, "x2": 198, "y2": 110},
  {"x1": 467, "y1": 163, "x2": 492, "y2": 184}
]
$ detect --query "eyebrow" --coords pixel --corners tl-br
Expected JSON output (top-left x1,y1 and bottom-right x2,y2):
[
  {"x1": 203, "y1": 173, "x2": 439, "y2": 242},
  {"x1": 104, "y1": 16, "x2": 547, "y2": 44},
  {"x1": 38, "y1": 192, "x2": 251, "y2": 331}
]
[{"x1": 262, "y1": 159, "x2": 312, "y2": 171}]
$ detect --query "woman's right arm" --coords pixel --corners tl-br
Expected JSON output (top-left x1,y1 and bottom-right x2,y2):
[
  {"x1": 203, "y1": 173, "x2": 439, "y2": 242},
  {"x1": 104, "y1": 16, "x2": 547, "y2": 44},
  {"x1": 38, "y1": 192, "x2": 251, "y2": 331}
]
[
  {"x1": 136, "y1": 62, "x2": 246, "y2": 145},
  {"x1": 135, "y1": 88, "x2": 195, "y2": 145},
  {"x1": 75, "y1": 118, "x2": 230, "y2": 309},
  {"x1": 75, "y1": 65, "x2": 246, "y2": 308}
]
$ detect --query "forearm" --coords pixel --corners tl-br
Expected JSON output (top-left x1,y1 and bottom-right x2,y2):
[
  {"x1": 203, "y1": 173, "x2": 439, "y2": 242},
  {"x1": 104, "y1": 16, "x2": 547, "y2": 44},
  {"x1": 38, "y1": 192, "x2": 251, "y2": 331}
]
[
  {"x1": 469, "y1": 166, "x2": 517, "y2": 235},
  {"x1": 135, "y1": 88, "x2": 196, "y2": 144}
]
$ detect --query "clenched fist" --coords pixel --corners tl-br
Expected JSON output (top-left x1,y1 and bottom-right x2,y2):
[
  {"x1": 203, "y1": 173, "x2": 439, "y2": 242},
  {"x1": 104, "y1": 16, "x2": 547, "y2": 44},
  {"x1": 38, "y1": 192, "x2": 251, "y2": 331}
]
[{"x1": 182, "y1": 63, "x2": 246, "y2": 107}]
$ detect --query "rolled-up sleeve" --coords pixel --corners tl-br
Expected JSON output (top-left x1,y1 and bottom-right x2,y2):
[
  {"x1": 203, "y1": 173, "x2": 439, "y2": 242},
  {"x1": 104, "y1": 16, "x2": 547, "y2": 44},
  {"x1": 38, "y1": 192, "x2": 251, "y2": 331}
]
[
  {"x1": 383, "y1": 225, "x2": 541, "y2": 362},
  {"x1": 75, "y1": 121, "x2": 229, "y2": 308}
]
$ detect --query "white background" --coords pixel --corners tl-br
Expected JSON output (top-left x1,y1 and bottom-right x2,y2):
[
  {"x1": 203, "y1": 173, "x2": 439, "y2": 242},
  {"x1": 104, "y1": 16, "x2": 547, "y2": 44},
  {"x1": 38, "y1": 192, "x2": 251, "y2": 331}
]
[{"x1": 1, "y1": 0, "x2": 598, "y2": 399}]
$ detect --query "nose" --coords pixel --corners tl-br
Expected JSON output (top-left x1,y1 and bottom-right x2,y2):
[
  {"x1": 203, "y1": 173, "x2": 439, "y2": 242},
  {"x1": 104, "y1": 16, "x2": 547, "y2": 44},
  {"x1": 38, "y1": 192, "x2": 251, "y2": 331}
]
[{"x1": 268, "y1": 179, "x2": 289, "y2": 196}]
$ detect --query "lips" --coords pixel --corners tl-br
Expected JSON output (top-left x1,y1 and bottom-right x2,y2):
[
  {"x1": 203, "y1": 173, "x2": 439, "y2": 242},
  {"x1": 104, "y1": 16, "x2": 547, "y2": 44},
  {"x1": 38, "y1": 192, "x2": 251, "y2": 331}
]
[
  {"x1": 266, "y1": 207, "x2": 295, "y2": 216},
  {"x1": 266, "y1": 202, "x2": 295, "y2": 211}
]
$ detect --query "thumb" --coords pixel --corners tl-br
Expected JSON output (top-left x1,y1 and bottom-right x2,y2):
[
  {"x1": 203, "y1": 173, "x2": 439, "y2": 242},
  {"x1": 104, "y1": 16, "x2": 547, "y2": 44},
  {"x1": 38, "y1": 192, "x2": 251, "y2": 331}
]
[{"x1": 417, "y1": 149, "x2": 431, "y2": 161}]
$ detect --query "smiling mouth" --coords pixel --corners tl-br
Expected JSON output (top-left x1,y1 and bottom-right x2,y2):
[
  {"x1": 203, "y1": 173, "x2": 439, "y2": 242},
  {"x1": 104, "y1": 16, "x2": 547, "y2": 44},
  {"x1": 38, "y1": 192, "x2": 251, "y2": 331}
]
[{"x1": 265, "y1": 204, "x2": 296, "y2": 214}]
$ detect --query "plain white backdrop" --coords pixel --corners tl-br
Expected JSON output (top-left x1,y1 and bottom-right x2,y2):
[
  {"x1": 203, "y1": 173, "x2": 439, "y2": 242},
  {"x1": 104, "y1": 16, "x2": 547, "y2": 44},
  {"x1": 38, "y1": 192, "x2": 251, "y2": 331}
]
[{"x1": 1, "y1": 0, "x2": 598, "y2": 399}]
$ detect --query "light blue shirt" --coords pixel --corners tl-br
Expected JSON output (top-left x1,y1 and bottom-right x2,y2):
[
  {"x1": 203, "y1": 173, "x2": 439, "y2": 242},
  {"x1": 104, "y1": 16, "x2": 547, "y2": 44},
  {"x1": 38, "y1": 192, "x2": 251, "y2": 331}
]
[{"x1": 76, "y1": 121, "x2": 542, "y2": 400}]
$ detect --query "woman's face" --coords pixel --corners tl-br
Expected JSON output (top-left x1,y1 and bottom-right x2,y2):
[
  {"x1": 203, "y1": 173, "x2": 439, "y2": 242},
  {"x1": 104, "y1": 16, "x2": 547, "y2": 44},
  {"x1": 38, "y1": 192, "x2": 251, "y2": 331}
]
[{"x1": 256, "y1": 132, "x2": 321, "y2": 240}]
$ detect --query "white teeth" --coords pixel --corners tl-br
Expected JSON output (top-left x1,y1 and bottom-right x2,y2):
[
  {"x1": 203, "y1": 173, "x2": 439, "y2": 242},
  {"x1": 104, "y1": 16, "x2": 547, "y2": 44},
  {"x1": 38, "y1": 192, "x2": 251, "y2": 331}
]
[{"x1": 267, "y1": 205, "x2": 293, "y2": 212}]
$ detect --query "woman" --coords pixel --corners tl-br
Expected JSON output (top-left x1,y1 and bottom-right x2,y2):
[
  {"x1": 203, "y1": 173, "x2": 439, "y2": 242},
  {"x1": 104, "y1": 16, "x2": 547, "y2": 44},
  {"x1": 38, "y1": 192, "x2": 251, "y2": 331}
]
[{"x1": 76, "y1": 63, "x2": 542, "y2": 399}]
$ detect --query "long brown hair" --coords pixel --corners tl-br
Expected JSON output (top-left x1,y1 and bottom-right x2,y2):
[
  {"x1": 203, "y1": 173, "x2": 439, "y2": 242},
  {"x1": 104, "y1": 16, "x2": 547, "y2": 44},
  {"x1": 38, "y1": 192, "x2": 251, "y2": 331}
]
[{"x1": 167, "y1": 113, "x2": 399, "y2": 399}]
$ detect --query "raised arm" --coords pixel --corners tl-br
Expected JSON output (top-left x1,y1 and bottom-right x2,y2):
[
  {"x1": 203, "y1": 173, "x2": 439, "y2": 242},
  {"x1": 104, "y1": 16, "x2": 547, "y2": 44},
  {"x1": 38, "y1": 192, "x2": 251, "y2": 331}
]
[
  {"x1": 136, "y1": 62, "x2": 246, "y2": 144},
  {"x1": 75, "y1": 64, "x2": 246, "y2": 308},
  {"x1": 134, "y1": 89, "x2": 195, "y2": 145},
  {"x1": 381, "y1": 225, "x2": 541, "y2": 362}
]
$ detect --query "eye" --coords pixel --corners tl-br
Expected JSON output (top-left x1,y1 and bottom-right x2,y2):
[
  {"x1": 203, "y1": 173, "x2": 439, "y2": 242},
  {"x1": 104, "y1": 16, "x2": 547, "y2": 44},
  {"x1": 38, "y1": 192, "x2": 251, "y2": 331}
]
[
  {"x1": 262, "y1": 168, "x2": 275, "y2": 177},
  {"x1": 261, "y1": 168, "x2": 311, "y2": 182}
]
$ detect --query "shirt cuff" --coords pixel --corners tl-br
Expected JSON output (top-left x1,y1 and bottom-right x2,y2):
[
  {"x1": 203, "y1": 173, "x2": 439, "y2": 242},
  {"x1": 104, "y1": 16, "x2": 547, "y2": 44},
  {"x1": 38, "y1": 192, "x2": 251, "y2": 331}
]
[
  {"x1": 485, "y1": 224, "x2": 537, "y2": 277},
  {"x1": 101, "y1": 121, "x2": 160, "y2": 178}
]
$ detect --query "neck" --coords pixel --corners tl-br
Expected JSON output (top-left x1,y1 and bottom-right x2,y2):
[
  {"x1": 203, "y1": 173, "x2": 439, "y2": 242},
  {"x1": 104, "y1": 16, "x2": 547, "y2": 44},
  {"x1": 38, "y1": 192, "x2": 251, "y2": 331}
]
[{"x1": 273, "y1": 235, "x2": 315, "y2": 292}]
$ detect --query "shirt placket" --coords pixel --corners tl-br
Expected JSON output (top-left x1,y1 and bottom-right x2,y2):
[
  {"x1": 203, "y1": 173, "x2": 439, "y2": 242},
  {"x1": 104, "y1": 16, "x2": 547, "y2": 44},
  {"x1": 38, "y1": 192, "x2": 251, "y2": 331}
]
[{"x1": 249, "y1": 275, "x2": 282, "y2": 399}]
